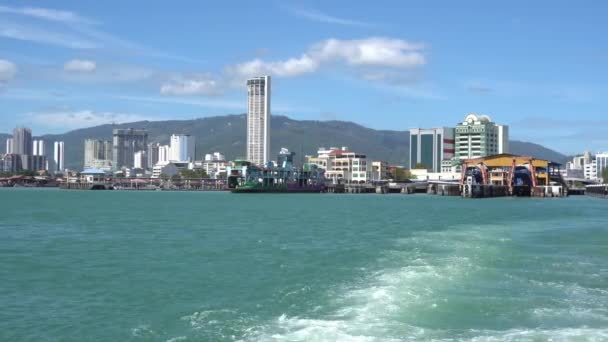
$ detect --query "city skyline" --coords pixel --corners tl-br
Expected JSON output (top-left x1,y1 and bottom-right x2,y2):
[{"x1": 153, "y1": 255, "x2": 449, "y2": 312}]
[{"x1": 0, "y1": 1, "x2": 607, "y2": 155}]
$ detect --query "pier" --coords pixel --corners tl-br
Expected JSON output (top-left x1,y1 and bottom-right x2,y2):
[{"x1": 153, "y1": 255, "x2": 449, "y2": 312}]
[
  {"x1": 586, "y1": 184, "x2": 608, "y2": 198},
  {"x1": 61, "y1": 178, "x2": 227, "y2": 191}
]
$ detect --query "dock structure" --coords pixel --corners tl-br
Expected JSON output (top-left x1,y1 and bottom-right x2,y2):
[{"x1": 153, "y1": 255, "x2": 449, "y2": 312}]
[
  {"x1": 586, "y1": 184, "x2": 608, "y2": 198},
  {"x1": 459, "y1": 154, "x2": 566, "y2": 198},
  {"x1": 61, "y1": 178, "x2": 227, "y2": 191}
]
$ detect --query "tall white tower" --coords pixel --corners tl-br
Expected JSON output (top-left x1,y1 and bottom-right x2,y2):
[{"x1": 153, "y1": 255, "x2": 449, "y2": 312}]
[
  {"x1": 33, "y1": 139, "x2": 45, "y2": 156},
  {"x1": 6, "y1": 137, "x2": 13, "y2": 154},
  {"x1": 53, "y1": 141, "x2": 65, "y2": 172},
  {"x1": 246, "y1": 75, "x2": 271, "y2": 166}
]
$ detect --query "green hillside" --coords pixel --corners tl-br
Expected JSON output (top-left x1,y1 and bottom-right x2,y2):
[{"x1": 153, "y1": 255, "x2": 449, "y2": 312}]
[{"x1": 1, "y1": 115, "x2": 567, "y2": 170}]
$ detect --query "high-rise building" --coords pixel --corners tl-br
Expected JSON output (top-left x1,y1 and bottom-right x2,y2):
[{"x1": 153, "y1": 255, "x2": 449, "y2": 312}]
[
  {"x1": 31, "y1": 155, "x2": 47, "y2": 171},
  {"x1": 53, "y1": 141, "x2": 65, "y2": 173},
  {"x1": 33, "y1": 139, "x2": 45, "y2": 156},
  {"x1": 1, "y1": 154, "x2": 22, "y2": 173},
  {"x1": 246, "y1": 75, "x2": 271, "y2": 166},
  {"x1": 147, "y1": 143, "x2": 161, "y2": 169},
  {"x1": 158, "y1": 145, "x2": 170, "y2": 164},
  {"x1": 112, "y1": 128, "x2": 148, "y2": 169},
  {"x1": 12, "y1": 127, "x2": 32, "y2": 156},
  {"x1": 84, "y1": 139, "x2": 112, "y2": 169},
  {"x1": 134, "y1": 151, "x2": 147, "y2": 169},
  {"x1": 6, "y1": 137, "x2": 13, "y2": 154},
  {"x1": 595, "y1": 152, "x2": 608, "y2": 181},
  {"x1": 169, "y1": 134, "x2": 195, "y2": 162},
  {"x1": 454, "y1": 114, "x2": 509, "y2": 160},
  {"x1": 409, "y1": 128, "x2": 455, "y2": 172}
]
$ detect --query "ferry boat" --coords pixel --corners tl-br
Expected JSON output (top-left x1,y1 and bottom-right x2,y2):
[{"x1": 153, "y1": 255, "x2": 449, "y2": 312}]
[{"x1": 228, "y1": 149, "x2": 326, "y2": 193}]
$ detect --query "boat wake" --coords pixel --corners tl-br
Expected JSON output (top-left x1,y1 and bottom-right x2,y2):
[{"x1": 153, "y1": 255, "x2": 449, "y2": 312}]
[{"x1": 239, "y1": 223, "x2": 608, "y2": 341}]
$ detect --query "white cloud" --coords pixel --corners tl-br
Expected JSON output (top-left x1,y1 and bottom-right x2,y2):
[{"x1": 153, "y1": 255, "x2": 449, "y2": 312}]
[
  {"x1": 26, "y1": 109, "x2": 152, "y2": 129},
  {"x1": 225, "y1": 37, "x2": 426, "y2": 82},
  {"x1": 312, "y1": 38, "x2": 426, "y2": 68},
  {"x1": 0, "y1": 59, "x2": 17, "y2": 81},
  {"x1": 226, "y1": 54, "x2": 318, "y2": 79},
  {"x1": 0, "y1": 5, "x2": 94, "y2": 24},
  {"x1": 160, "y1": 75, "x2": 221, "y2": 96},
  {"x1": 0, "y1": 21, "x2": 99, "y2": 49},
  {"x1": 64, "y1": 59, "x2": 96, "y2": 73},
  {"x1": 285, "y1": 7, "x2": 374, "y2": 27}
]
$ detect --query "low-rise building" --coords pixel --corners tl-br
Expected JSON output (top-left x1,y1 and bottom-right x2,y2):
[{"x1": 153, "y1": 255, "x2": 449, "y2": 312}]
[
  {"x1": 152, "y1": 163, "x2": 179, "y2": 179},
  {"x1": 80, "y1": 168, "x2": 107, "y2": 183},
  {"x1": 370, "y1": 161, "x2": 388, "y2": 182},
  {"x1": 306, "y1": 146, "x2": 368, "y2": 184}
]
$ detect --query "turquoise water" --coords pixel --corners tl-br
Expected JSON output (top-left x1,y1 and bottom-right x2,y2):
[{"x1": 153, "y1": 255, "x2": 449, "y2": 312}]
[{"x1": 1, "y1": 189, "x2": 607, "y2": 341}]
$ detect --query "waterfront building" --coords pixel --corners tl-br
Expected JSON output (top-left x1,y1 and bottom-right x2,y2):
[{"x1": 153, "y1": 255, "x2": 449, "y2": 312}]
[
  {"x1": 246, "y1": 75, "x2": 271, "y2": 166},
  {"x1": 147, "y1": 143, "x2": 161, "y2": 169},
  {"x1": 595, "y1": 152, "x2": 608, "y2": 182},
  {"x1": 84, "y1": 139, "x2": 112, "y2": 169},
  {"x1": 306, "y1": 147, "x2": 368, "y2": 184},
  {"x1": 53, "y1": 141, "x2": 65, "y2": 173},
  {"x1": 134, "y1": 151, "x2": 147, "y2": 169},
  {"x1": 565, "y1": 151, "x2": 593, "y2": 180},
  {"x1": 5, "y1": 137, "x2": 13, "y2": 154},
  {"x1": 370, "y1": 161, "x2": 389, "y2": 182},
  {"x1": 33, "y1": 139, "x2": 45, "y2": 156},
  {"x1": 112, "y1": 128, "x2": 148, "y2": 169},
  {"x1": 80, "y1": 168, "x2": 107, "y2": 183},
  {"x1": 169, "y1": 134, "x2": 195, "y2": 162},
  {"x1": 409, "y1": 128, "x2": 455, "y2": 172},
  {"x1": 455, "y1": 114, "x2": 508, "y2": 159}
]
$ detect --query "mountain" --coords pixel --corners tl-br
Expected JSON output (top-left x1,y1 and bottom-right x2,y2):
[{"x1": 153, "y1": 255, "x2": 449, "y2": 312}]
[
  {"x1": 0, "y1": 115, "x2": 567, "y2": 170},
  {"x1": 509, "y1": 141, "x2": 569, "y2": 165}
]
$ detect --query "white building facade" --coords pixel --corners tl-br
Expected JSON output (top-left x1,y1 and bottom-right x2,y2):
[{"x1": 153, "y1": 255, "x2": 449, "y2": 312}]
[
  {"x1": 53, "y1": 141, "x2": 64, "y2": 173},
  {"x1": 455, "y1": 114, "x2": 509, "y2": 160},
  {"x1": 33, "y1": 139, "x2": 45, "y2": 156},
  {"x1": 306, "y1": 147, "x2": 368, "y2": 184},
  {"x1": 169, "y1": 134, "x2": 195, "y2": 162},
  {"x1": 134, "y1": 151, "x2": 147, "y2": 169},
  {"x1": 246, "y1": 76, "x2": 271, "y2": 166}
]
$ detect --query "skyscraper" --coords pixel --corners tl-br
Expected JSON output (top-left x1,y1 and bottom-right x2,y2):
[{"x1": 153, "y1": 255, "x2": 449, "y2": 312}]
[
  {"x1": 455, "y1": 114, "x2": 509, "y2": 160},
  {"x1": 12, "y1": 127, "x2": 32, "y2": 156},
  {"x1": 53, "y1": 141, "x2": 65, "y2": 173},
  {"x1": 33, "y1": 139, "x2": 45, "y2": 156},
  {"x1": 169, "y1": 134, "x2": 195, "y2": 162},
  {"x1": 133, "y1": 151, "x2": 147, "y2": 169},
  {"x1": 409, "y1": 128, "x2": 455, "y2": 172},
  {"x1": 112, "y1": 128, "x2": 148, "y2": 169},
  {"x1": 246, "y1": 75, "x2": 271, "y2": 166},
  {"x1": 147, "y1": 143, "x2": 161, "y2": 169},
  {"x1": 6, "y1": 137, "x2": 13, "y2": 154},
  {"x1": 84, "y1": 139, "x2": 112, "y2": 168}
]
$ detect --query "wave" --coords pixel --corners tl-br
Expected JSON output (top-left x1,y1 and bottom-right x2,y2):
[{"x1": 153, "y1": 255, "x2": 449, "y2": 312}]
[{"x1": 240, "y1": 223, "x2": 608, "y2": 341}]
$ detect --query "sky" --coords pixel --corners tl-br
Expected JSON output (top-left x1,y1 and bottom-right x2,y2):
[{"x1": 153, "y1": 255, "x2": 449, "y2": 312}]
[{"x1": 0, "y1": 0, "x2": 607, "y2": 154}]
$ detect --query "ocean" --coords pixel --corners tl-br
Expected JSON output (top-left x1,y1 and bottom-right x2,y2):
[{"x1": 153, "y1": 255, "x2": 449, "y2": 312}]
[{"x1": 1, "y1": 189, "x2": 607, "y2": 341}]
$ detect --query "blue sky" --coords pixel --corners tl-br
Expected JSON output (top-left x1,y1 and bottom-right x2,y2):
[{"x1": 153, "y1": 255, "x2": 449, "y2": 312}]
[{"x1": 0, "y1": 0, "x2": 607, "y2": 154}]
